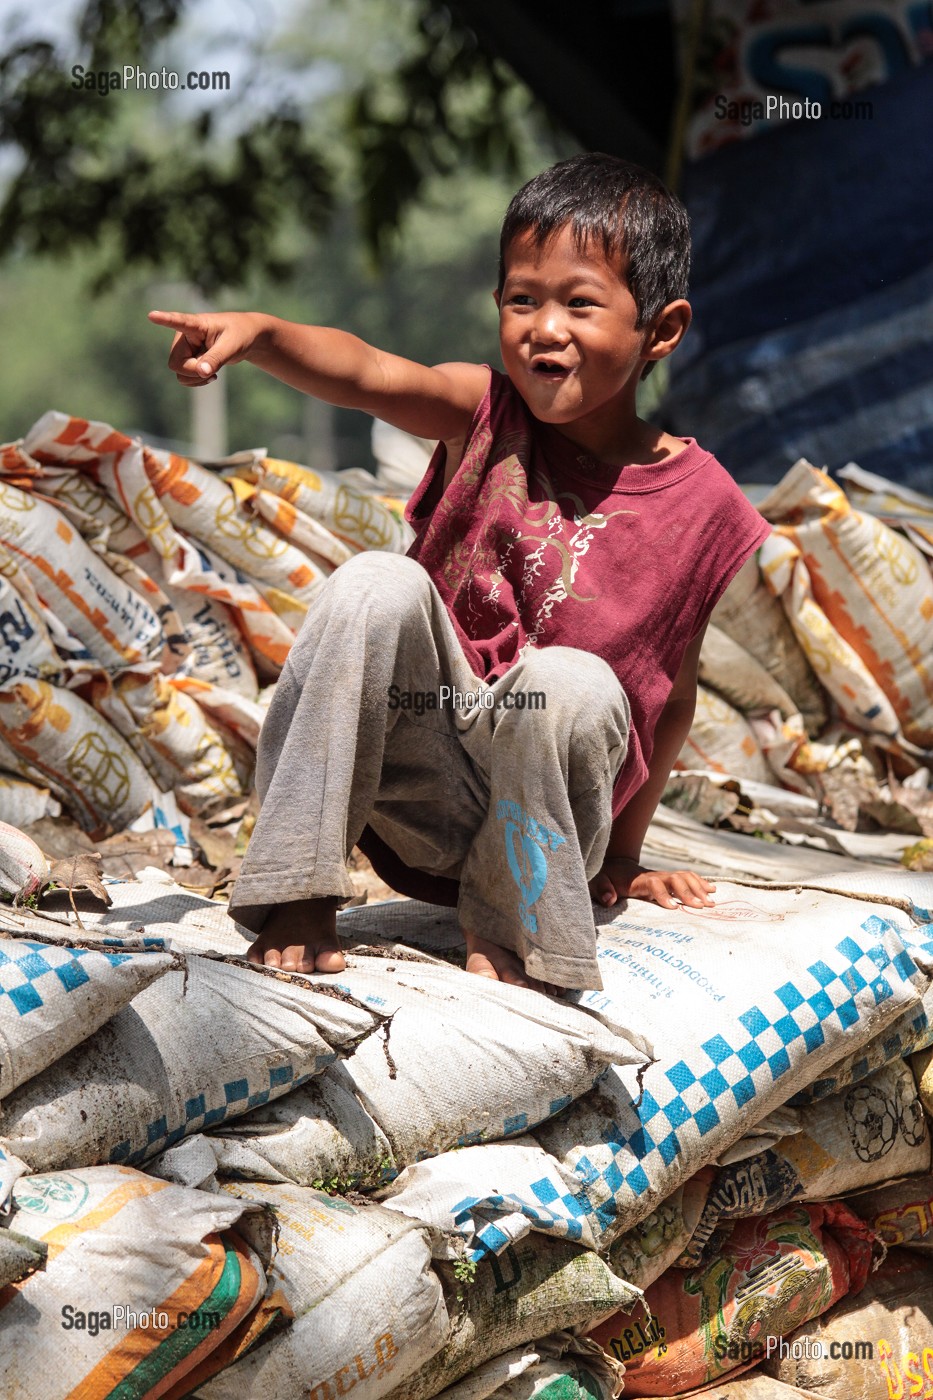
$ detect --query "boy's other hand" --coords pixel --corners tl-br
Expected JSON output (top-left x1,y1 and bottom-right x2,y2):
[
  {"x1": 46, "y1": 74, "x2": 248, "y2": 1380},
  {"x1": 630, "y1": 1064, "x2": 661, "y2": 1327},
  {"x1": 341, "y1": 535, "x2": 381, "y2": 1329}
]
[
  {"x1": 590, "y1": 855, "x2": 715, "y2": 912},
  {"x1": 148, "y1": 309, "x2": 263, "y2": 385}
]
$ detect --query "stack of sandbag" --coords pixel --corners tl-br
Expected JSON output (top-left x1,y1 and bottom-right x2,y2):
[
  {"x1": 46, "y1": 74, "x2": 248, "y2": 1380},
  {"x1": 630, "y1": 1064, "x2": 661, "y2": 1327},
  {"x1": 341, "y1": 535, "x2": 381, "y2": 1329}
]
[
  {"x1": 111, "y1": 879, "x2": 924, "y2": 1237},
  {"x1": 4, "y1": 872, "x2": 933, "y2": 1397},
  {"x1": 676, "y1": 1059, "x2": 930, "y2": 1269},
  {"x1": 760, "y1": 1247, "x2": 933, "y2": 1398},
  {"x1": 200, "y1": 948, "x2": 648, "y2": 1188},
  {"x1": 190, "y1": 1181, "x2": 452, "y2": 1400},
  {"x1": 0, "y1": 1164, "x2": 288, "y2": 1399},
  {"x1": 0, "y1": 412, "x2": 411, "y2": 836},
  {"x1": 175, "y1": 1180, "x2": 636, "y2": 1400},
  {"x1": 0, "y1": 922, "x2": 296, "y2": 1396},
  {"x1": 0, "y1": 872, "x2": 658, "y2": 1398},
  {"x1": 0, "y1": 942, "x2": 385, "y2": 1205},
  {"x1": 299, "y1": 883, "x2": 923, "y2": 1396},
  {"x1": 568, "y1": 888, "x2": 933, "y2": 1398},
  {"x1": 677, "y1": 459, "x2": 933, "y2": 832},
  {"x1": 589, "y1": 1200, "x2": 876, "y2": 1394}
]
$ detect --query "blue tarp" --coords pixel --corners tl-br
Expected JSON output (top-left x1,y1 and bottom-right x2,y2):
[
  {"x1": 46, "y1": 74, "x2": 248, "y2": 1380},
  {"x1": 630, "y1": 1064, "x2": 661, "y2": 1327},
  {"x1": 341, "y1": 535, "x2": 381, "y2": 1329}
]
[{"x1": 665, "y1": 65, "x2": 933, "y2": 489}]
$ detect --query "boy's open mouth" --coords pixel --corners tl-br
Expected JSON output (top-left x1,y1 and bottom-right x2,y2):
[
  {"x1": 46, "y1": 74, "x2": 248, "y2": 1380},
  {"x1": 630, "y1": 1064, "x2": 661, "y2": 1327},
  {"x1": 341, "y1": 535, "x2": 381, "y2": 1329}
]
[{"x1": 532, "y1": 360, "x2": 571, "y2": 376}]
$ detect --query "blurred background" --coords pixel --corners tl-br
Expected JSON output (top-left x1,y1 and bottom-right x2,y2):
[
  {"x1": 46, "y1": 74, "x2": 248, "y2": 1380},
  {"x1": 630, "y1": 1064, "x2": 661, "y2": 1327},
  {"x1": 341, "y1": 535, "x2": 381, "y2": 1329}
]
[
  {"x1": 0, "y1": 0, "x2": 570, "y2": 471},
  {"x1": 2, "y1": 0, "x2": 932, "y2": 485}
]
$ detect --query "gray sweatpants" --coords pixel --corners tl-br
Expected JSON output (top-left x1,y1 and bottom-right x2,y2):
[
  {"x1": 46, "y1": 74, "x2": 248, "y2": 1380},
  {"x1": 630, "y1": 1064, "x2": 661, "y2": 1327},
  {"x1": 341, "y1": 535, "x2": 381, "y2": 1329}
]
[{"x1": 230, "y1": 553, "x2": 631, "y2": 989}]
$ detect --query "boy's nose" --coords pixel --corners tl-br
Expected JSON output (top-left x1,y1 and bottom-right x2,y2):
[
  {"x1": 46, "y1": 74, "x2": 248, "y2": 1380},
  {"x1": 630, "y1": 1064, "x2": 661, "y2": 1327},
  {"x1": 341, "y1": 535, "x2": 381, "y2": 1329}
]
[{"x1": 532, "y1": 306, "x2": 571, "y2": 345}]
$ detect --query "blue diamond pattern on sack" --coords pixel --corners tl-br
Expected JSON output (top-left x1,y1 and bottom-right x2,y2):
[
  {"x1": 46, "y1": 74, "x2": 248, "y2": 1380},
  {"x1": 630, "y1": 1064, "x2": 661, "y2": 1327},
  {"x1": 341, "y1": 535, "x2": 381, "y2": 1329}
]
[
  {"x1": 788, "y1": 913, "x2": 933, "y2": 1105},
  {"x1": 0, "y1": 938, "x2": 175, "y2": 1105},
  {"x1": 529, "y1": 884, "x2": 931, "y2": 1252},
  {"x1": 0, "y1": 955, "x2": 379, "y2": 1208},
  {"x1": 378, "y1": 885, "x2": 930, "y2": 1264}
]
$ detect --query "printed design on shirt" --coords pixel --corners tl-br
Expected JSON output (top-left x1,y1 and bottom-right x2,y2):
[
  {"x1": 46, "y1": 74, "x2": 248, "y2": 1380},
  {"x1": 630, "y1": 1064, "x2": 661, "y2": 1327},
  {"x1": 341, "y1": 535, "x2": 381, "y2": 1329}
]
[
  {"x1": 496, "y1": 798, "x2": 566, "y2": 935},
  {"x1": 432, "y1": 420, "x2": 495, "y2": 589},
  {"x1": 446, "y1": 441, "x2": 635, "y2": 641}
]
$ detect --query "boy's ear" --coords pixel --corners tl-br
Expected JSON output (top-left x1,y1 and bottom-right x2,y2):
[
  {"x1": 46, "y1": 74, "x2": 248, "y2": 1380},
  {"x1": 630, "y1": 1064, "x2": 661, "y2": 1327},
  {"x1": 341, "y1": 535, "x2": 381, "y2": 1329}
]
[
  {"x1": 492, "y1": 288, "x2": 501, "y2": 310},
  {"x1": 643, "y1": 299, "x2": 692, "y2": 367}
]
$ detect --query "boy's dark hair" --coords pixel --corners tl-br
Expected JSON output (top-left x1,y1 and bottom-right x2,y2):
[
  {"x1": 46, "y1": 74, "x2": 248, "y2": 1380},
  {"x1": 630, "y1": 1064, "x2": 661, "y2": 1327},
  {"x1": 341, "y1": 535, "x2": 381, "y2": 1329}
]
[{"x1": 498, "y1": 153, "x2": 690, "y2": 375}]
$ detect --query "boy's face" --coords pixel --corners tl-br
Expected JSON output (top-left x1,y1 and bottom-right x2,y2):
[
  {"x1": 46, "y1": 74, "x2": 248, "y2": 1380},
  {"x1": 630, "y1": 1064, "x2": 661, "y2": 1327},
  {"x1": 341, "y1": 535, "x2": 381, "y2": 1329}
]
[{"x1": 496, "y1": 225, "x2": 654, "y2": 432}]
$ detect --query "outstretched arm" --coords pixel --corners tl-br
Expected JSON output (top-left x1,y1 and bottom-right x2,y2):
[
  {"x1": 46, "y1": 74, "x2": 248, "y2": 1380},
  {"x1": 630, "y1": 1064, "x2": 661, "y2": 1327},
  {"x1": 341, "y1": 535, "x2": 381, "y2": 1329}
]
[
  {"x1": 148, "y1": 309, "x2": 489, "y2": 444},
  {"x1": 589, "y1": 624, "x2": 716, "y2": 911}
]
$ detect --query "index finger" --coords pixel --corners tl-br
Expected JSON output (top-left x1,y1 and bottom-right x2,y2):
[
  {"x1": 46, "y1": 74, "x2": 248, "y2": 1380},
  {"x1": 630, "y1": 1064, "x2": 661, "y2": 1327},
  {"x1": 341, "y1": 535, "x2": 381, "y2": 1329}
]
[{"x1": 148, "y1": 310, "x2": 204, "y2": 332}]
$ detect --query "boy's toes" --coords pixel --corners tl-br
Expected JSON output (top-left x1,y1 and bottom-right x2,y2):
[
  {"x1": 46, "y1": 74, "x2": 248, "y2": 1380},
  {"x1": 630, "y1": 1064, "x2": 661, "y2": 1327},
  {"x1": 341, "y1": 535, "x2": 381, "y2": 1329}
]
[
  {"x1": 246, "y1": 938, "x2": 343, "y2": 973},
  {"x1": 466, "y1": 949, "x2": 508, "y2": 982},
  {"x1": 313, "y1": 945, "x2": 347, "y2": 973},
  {"x1": 278, "y1": 943, "x2": 318, "y2": 972},
  {"x1": 275, "y1": 942, "x2": 344, "y2": 973},
  {"x1": 464, "y1": 934, "x2": 542, "y2": 990},
  {"x1": 247, "y1": 938, "x2": 280, "y2": 968}
]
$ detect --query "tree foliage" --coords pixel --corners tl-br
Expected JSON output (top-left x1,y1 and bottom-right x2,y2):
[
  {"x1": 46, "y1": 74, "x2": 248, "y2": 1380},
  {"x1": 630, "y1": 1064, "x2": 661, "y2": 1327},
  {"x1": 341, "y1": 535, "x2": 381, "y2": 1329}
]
[
  {"x1": 347, "y1": 7, "x2": 528, "y2": 256},
  {"x1": 0, "y1": 0, "x2": 543, "y2": 293}
]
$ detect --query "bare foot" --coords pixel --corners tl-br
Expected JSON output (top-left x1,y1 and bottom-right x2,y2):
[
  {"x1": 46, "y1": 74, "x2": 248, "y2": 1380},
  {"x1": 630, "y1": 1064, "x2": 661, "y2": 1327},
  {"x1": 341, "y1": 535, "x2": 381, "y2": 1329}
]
[
  {"x1": 247, "y1": 897, "x2": 345, "y2": 974},
  {"x1": 463, "y1": 930, "x2": 548, "y2": 991}
]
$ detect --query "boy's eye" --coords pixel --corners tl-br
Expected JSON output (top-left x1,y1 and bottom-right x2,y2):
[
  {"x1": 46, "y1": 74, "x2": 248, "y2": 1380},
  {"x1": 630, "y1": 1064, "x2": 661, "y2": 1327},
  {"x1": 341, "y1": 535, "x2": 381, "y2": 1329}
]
[
  {"x1": 569, "y1": 297, "x2": 594, "y2": 308},
  {"x1": 507, "y1": 294, "x2": 534, "y2": 306}
]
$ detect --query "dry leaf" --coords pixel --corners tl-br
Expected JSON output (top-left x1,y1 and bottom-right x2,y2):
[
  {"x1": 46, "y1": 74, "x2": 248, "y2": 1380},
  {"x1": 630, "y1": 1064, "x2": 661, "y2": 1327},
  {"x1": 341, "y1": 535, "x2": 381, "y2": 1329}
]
[{"x1": 48, "y1": 852, "x2": 111, "y2": 907}]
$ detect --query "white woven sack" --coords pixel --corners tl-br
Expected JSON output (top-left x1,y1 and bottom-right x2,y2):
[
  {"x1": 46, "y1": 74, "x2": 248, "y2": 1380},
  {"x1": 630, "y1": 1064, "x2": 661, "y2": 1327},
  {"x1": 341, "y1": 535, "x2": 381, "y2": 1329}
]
[
  {"x1": 0, "y1": 678, "x2": 156, "y2": 835},
  {"x1": 679, "y1": 684, "x2": 773, "y2": 784},
  {"x1": 381, "y1": 1143, "x2": 709, "y2": 1290},
  {"x1": 0, "y1": 934, "x2": 174, "y2": 1101},
  {"x1": 195, "y1": 1181, "x2": 450, "y2": 1400},
  {"x1": 529, "y1": 883, "x2": 930, "y2": 1251},
  {"x1": 380, "y1": 1234, "x2": 639, "y2": 1400},
  {"x1": 785, "y1": 904, "x2": 933, "y2": 1105},
  {"x1": 0, "y1": 1164, "x2": 267, "y2": 1400},
  {"x1": 0, "y1": 878, "x2": 255, "y2": 959},
  {"x1": 712, "y1": 553, "x2": 826, "y2": 737},
  {"x1": 0, "y1": 483, "x2": 164, "y2": 672},
  {"x1": 381, "y1": 1139, "x2": 626, "y2": 1259},
  {"x1": 203, "y1": 1063, "x2": 394, "y2": 1187},
  {"x1": 205, "y1": 951, "x2": 648, "y2": 1185},
  {"x1": 0, "y1": 956, "x2": 379, "y2": 1207},
  {"x1": 802, "y1": 867, "x2": 933, "y2": 921}
]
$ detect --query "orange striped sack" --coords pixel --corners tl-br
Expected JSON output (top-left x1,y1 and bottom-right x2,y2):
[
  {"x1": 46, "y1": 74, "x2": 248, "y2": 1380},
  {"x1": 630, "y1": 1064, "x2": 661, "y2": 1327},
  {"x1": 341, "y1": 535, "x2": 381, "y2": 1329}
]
[
  {"x1": 760, "y1": 460, "x2": 933, "y2": 754},
  {"x1": 242, "y1": 456, "x2": 413, "y2": 554},
  {"x1": 0, "y1": 1166, "x2": 268, "y2": 1400},
  {"x1": 0, "y1": 678, "x2": 154, "y2": 835},
  {"x1": 23, "y1": 412, "x2": 294, "y2": 677},
  {"x1": 0, "y1": 481, "x2": 164, "y2": 674},
  {"x1": 678, "y1": 684, "x2": 773, "y2": 784}
]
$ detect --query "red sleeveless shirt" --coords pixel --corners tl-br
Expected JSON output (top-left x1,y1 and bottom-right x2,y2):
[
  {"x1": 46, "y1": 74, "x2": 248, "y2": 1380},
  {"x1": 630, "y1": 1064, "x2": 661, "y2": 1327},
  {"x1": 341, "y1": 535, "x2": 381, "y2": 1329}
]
[{"x1": 405, "y1": 367, "x2": 771, "y2": 817}]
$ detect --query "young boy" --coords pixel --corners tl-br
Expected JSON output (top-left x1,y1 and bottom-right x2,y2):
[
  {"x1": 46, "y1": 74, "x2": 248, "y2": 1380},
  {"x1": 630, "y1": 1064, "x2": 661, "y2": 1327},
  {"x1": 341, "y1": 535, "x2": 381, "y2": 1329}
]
[{"x1": 150, "y1": 153, "x2": 770, "y2": 993}]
